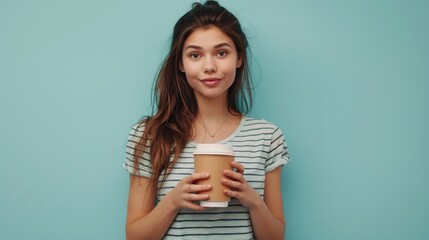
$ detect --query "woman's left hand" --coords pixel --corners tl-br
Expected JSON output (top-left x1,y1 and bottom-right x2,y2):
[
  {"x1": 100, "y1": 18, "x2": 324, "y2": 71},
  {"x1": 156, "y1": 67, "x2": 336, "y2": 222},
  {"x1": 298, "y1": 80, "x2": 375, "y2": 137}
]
[{"x1": 222, "y1": 161, "x2": 262, "y2": 209}]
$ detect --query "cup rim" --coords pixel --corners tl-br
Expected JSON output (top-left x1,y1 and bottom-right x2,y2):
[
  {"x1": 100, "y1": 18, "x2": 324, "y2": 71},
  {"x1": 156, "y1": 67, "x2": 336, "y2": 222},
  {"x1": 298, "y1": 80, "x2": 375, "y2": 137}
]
[{"x1": 193, "y1": 144, "x2": 235, "y2": 156}]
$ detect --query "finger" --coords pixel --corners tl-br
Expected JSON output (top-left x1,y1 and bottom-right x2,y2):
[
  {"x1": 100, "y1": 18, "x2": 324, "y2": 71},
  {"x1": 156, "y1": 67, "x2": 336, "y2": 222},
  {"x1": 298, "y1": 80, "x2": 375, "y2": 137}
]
[
  {"x1": 224, "y1": 189, "x2": 240, "y2": 199},
  {"x1": 182, "y1": 193, "x2": 210, "y2": 202},
  {"x1": 182, "y1": 200, "x2": 209, "y2": 211},
  {"x1": 221, "y1": 178, "x2": 242, "y2": 189},
  {"x1": 223, "y1": 169, "x2": 244, "y2": 182},
  {"x1": 185, "y1": 173, "x2": 210, "y2": 183},
  {"x1": 183, "y1": 183, "x2": 212, "y2": 193},
  {"x1": 231, "y1": 161, "x2": 245, "y2": 174}
]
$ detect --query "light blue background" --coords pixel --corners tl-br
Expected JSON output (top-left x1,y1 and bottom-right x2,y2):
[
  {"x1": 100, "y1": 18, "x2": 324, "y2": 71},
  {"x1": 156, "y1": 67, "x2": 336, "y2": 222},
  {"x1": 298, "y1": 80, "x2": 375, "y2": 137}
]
[{"x1": 1, "y1": 0, "x2": 428, "y2": 239}]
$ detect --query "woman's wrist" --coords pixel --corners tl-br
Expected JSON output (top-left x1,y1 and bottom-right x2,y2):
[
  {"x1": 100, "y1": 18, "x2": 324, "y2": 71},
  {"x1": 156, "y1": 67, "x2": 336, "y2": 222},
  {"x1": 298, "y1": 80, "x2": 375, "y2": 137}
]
[
  {"x1": 163, "y1": 189, "x2": 181, "y2": 215},
  {"x1": 247, "y1": 193, "x2": 265, "y2": 211}
]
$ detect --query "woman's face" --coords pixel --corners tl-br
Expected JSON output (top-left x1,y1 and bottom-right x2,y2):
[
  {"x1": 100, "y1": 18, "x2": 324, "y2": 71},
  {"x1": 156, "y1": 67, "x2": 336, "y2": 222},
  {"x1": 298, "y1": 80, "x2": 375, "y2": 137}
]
[{"x1": 181, "y1": 26, "x2": 242, "y2": 102}]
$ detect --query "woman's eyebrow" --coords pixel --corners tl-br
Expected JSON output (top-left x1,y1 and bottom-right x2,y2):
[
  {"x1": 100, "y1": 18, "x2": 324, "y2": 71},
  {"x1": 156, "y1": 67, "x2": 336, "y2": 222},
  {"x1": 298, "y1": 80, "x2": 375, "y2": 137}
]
[
  {"x1": 213, "y1": 43, "x2": 233, "y2": 49},
  {"x1": 184, "y1": 42, "x2": 233, "y2": 50}
]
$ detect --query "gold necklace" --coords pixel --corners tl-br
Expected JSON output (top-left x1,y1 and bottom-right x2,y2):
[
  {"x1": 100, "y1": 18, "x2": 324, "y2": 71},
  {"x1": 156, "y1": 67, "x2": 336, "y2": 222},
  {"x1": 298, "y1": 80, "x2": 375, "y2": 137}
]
[{"x1": 200, "y1": 114, "x2": 228, "y2": 138}]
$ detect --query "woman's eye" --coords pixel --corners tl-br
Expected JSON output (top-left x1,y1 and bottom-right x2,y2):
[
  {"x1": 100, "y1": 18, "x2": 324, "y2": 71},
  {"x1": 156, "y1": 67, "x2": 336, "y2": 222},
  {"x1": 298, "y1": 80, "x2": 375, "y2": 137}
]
[
  {"x1": 217, "y1": 51, "x2": 228, "y2": 57},
  {"x1": 190, "y1": 53, "x2": 200, "y2": 59}
]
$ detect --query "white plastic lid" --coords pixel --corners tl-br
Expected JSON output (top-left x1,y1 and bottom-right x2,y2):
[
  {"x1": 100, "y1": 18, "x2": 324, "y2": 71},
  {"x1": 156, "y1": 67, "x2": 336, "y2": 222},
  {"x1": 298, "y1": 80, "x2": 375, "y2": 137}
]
[
  {"x1": 200, "y1": 201, "x2": 229, "y2": 207},
  {"x1": 193, "y1": 144, "x2": 234, "y2": 156}
]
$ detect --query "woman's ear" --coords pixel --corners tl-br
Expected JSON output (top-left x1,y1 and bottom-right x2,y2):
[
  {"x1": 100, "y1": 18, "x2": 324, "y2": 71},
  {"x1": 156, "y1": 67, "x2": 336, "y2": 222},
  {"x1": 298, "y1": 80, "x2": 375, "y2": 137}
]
[
  {"x1": 179, "y1": 62, "x2": 185, "y2": 72},
  {"x1": 236, "y1": 57, "x2": 242, "y2": 68}
]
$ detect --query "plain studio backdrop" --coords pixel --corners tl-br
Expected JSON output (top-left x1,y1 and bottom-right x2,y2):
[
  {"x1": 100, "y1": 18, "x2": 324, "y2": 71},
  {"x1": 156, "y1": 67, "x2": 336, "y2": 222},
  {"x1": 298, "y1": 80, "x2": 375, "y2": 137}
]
[{"x1": 1, "y1": 0, "x2": 428, "y2": 239}]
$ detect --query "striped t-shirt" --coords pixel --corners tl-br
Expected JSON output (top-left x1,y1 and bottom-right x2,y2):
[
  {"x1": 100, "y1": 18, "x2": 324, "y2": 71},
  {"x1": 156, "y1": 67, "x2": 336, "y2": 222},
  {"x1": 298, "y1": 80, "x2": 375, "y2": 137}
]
[{"x1": 123, "y1": 116, "x2": 290, "y2": 239}]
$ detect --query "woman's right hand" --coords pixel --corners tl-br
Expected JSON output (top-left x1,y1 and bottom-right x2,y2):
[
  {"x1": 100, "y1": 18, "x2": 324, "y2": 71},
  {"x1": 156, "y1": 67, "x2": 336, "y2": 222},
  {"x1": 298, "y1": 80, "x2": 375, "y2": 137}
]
[{"x1": 167, "y1": 172, "x2": 212, "y2": 211}]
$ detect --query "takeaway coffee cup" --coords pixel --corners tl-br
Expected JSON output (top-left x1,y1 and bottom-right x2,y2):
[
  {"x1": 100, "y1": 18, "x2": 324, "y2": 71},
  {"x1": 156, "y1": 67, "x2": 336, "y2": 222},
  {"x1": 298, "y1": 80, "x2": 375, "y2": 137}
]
[{"x1": 193, "y1": 144, "x2": 235, "y2": 207}]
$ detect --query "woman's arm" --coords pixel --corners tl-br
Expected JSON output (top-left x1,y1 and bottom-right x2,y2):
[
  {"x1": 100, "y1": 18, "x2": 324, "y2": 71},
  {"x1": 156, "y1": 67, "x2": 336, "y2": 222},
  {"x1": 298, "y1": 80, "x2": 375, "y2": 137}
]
[
  {"x1": 126, "y1": 173, "x2": 212, "y2": 240},
  {"x1": 223, "y1": 162, "x2": 285, "y2": 240},
  {"x1": 249, "y1": 167, "x2": 285, "y2": 239}
]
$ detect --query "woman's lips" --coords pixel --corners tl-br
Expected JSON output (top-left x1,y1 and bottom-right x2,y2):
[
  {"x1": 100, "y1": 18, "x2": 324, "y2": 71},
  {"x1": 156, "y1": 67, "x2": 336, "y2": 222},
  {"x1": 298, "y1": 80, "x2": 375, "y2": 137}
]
[{"x1": 201, "y1": 78, "x2": 221, "y2": 87}]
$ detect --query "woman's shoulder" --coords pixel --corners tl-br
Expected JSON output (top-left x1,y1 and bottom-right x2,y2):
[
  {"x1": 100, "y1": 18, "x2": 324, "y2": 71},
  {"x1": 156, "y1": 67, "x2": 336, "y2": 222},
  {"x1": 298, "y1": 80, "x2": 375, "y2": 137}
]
[
  {"x1": 128, "y1": 118, "x2": 149, "y2": 139},
  {"x1": 243, "y1": 116, "x2": 281, "y2": 131},
  {"x1": 131, "y1": 120, "x2": 146, "y2": 132}
]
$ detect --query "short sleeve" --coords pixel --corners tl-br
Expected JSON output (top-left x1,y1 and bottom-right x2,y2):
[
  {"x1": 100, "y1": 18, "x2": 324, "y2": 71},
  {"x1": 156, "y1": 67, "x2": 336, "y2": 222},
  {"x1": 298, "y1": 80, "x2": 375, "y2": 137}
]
[
  {"x1": 123, "y1": 123, "x2": 152, "y2": 178},
  {"x1": 265, "y1": 127, "x2": 290, "y2": 173}
]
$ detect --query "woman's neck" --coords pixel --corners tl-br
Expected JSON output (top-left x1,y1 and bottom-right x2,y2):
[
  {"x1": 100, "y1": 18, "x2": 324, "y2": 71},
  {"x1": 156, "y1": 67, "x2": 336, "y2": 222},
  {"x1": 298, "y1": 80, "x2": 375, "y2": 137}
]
[
  {"x1": 192, "y1": 96, "x2": 242, "y2": 143},
  {"x1": 196, "y1": 95, "x2": 229, "y2": 119}
]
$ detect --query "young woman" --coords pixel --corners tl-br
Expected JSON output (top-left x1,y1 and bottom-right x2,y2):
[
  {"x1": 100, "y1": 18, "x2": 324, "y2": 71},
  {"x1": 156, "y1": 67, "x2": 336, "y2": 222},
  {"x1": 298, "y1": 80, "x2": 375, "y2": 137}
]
[{"x1": 123, "y1": 1, "x2": 290, "y2": 239}]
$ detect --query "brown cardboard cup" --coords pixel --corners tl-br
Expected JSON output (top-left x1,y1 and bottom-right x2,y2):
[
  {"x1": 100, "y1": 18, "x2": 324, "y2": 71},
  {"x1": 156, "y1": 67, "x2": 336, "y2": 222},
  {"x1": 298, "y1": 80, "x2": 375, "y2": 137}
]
[{"x1": 193, "y1": 144, "x2": 235, "y2": 207}]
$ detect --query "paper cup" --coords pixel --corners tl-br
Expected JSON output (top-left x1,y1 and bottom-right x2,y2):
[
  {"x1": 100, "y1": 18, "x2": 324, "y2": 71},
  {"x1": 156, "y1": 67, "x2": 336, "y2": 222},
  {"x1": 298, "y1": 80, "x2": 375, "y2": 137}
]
[{"x1": 193, "y1": 144, "x2": 235, "y2": 207}]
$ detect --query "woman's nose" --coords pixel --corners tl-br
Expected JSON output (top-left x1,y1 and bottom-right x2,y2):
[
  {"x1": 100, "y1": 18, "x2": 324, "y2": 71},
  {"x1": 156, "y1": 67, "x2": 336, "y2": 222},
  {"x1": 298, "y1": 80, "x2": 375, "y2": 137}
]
[{"x1": 203, "y1": 57, "x2": 217, "y2": 73}]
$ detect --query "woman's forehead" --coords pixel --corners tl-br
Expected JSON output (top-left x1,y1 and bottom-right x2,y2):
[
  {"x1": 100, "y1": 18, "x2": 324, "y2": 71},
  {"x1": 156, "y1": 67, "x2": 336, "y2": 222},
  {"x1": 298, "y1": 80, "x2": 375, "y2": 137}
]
[{"x1": 183, "y1": 26, "x2": 235, "y2": 50}]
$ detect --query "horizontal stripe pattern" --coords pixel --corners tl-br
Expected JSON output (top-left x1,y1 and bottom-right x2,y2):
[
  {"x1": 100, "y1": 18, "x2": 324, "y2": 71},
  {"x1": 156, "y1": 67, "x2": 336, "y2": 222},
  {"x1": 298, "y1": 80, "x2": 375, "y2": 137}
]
[{"x1": 123, "y1": 116, "x2": 290, "y2": 239}]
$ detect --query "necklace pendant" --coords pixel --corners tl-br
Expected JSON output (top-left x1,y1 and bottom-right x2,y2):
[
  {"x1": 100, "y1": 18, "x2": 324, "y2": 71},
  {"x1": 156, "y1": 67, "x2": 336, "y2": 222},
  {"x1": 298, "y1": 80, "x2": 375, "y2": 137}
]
[{"x1": 200, "y1": 114, "x2": 228, "y2": 138}]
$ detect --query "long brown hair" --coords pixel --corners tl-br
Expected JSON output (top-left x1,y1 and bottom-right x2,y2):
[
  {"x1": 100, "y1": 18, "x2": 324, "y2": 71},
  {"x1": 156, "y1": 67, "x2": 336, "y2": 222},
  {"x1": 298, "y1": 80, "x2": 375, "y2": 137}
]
[{"x1": 133, "y1": 0, "x2": 253, "y2": 195}]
